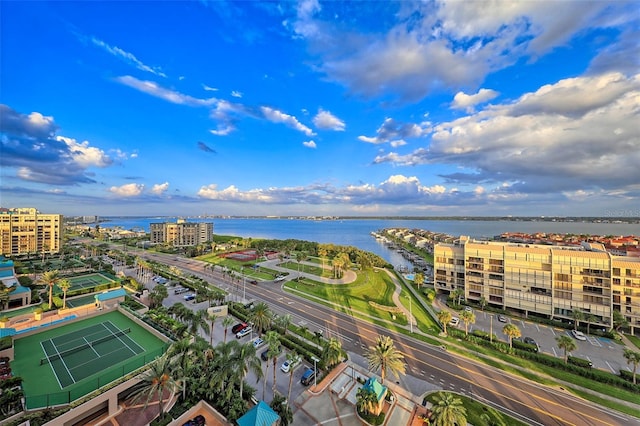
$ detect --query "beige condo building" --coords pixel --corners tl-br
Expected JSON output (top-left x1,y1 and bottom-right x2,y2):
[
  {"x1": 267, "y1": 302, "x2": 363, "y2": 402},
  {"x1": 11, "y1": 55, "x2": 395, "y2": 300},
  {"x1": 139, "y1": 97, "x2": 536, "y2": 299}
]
[
  {"x1": 0, "y1": 207, "x2": 63, "y2": 256},
  {"x1": 434, "y1": 236, "x2": 640, "y2": 335},
  {"x1": 150, "y1": 219, "x2": 213, "y2": 246}
]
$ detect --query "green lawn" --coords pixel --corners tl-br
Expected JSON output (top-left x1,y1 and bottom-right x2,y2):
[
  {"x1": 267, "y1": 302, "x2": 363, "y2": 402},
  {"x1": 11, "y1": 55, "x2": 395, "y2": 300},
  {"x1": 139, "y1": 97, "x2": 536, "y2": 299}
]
[
  {"x1": 278, "y1": 260, "x2": 330, "y2": 278},
  {"x1": 424, "y1": 391, "x2": 528, "y2": 426}
]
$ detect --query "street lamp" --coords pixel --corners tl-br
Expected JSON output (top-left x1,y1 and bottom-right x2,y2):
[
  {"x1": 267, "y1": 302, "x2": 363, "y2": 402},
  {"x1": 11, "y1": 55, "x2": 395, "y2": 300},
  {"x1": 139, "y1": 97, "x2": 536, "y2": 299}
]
[
  {"x1": 406, "y1": 295, "x2": 413, "y2": 333},
  {"x1": 311, "y1": 356, "x2": 319, "y2": 388},
  {"x1": 242, "y1": 267, "x2": 246, "y2": 302}
]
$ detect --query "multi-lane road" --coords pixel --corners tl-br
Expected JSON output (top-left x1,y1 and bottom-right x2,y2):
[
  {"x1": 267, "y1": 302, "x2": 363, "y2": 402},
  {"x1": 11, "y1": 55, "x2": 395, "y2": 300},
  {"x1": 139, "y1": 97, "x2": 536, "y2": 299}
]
[{"x1": 116, "y1": 248, "x2": 638, "y2": 425}]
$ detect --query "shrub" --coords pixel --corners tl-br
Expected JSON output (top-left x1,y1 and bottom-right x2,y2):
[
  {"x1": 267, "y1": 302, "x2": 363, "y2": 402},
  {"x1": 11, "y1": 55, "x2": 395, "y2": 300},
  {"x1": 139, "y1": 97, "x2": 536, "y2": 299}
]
[{"x1": 567, "y1": 356, "x2": 592, "y2": 368}]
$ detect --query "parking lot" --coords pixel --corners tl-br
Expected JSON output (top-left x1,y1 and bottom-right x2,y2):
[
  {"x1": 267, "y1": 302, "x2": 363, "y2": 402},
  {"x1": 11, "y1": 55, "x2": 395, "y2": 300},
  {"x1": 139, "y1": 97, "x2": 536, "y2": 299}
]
[{"x1": 457, "y1": 309, "x2": 630, "y2": 374}]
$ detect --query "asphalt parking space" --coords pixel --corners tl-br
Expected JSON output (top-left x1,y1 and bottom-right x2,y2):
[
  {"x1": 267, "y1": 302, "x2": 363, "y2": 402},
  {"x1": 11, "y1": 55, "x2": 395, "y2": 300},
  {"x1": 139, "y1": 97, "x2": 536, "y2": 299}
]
[{"x1": 461, "y1": 309, "x2": 632, "y2": 376}]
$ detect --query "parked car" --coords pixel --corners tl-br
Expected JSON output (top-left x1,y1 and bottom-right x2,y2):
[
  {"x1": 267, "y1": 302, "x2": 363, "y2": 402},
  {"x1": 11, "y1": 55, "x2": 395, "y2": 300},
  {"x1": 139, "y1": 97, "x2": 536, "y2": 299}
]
[
  {"x1": 464, "y1": 306, "x2": 473, "y2": 313},
  {"x1": 281, "y1": 355, "x2": 301, "y2": 373},
  {"x1": 183, "y1": 294, "x2": 195, "y2": 301},
  {"x1": 232, "y1": 322, "x2": 248, "y2": 334},
  {"x1": 300, "y1": 367, "x2": 316, "y2": 385},
  {"x1": 497, "y1": 314, "x2": 507, "y2": 323},
  {"x1": 571, "y1": 330, "x2": 587, "y2": 341},
  {"x1": 236, "y1": 326, "x2": 253, "y2": 339},
  {"x1": 274, "y1": 275, "x2": 286, "y2": 282},
  {"x1": 252, "y1": 337, "x2": 265, "y2": 349},
  {"x1": 448, "y1": 317, "x2": 460, "y2": 327},
  {"x1": 261, "y1": 349, "x2": 270, "y2": 361}
]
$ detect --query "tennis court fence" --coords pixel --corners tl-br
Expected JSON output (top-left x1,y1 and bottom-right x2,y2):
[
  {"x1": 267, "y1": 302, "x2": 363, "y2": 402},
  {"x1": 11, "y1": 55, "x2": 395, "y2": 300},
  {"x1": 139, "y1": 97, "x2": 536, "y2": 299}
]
[
  {"x1": 40, "y1": 328, "x2": 132, "y2": 365},
  {"x1": 26, "y1": 343, "x2": 170, "y2": 409}
]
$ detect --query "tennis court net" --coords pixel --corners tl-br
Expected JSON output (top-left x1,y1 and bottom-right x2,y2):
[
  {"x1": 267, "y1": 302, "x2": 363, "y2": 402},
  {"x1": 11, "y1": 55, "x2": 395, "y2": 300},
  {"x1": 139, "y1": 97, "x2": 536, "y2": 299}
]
[{"x1": 40, "y1": 328, "x2": 131, "y2": 365}]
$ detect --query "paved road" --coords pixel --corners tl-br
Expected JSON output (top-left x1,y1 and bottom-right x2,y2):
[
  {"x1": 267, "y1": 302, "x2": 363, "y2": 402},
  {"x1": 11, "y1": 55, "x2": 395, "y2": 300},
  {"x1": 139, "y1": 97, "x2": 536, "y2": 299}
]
[{"x1": 101, "y1": 245, "x2": 638, "y2": 425}]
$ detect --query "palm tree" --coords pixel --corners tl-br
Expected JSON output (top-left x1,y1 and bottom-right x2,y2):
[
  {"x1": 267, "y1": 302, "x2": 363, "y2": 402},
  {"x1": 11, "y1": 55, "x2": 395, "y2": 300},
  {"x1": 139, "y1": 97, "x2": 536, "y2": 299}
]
[
  {"x1": 460, "y1": 310, "x2": 475, "y2": 336},
  {"x1": 264, "y1": 330, "x2": 281, "y2": 398},
  {"x1": 502, "y1": 323, "x2": 521, "y2": 348},
  {"x1": 285, "y1": 350, "x2": 299, "y2": 404},
  {"x1": 222, "y1": 315, "x2": 235, "y2": 343},
  {"x1": 318, "y1": 246, "x2": 328, "y2": 275},
  {"x1": 57, "y1": 278, "x2": 71, "y2": 309},
  {"x1": 572, "y1": 308, "x2": 584, "y2": 331},
  {"x1": 39, "y1": 269, "x2": 60, "y2": 309},
  {"x1": 356, "y1": 386, "x2": 377, "y2": 415},
  {"x1": 322, "y1": 337, "x2": 346, "y2": 368},
  {"x1": 585, "y1": 313, "x2": 596, "y2": 335},
  {"x1": 430, "y1": 391, "x2": 467, "y2": 426},
  {"x1": 233, "y1": 341, "x2": 263, "y2": 400},
  {"x1": 479, "y1": 296, "x2": 487, "y2": 311},
  {"x1": 413, "y1": 272, "x2": 425, "y2": 289},
  {"x1": 556, "y1": 335, "x2": 577, "y2": 363},
  {"x1": 168, "y1": 338, "x2": 193, "y2": 401},
  {"x1": 437, "y1": 310, "x2": 452, "y2": 335},
  {"x1": 0, "y1": 288, "x2": 11, "y2": 311},
  {"x1": 249, "y1": 302, "x2": 272, "y2": 335},
  {"x1": 207, "y1": 312, "x2": 217, "y2": 345},
  {"x1": 365, "y1": 335, "x2": 406, "y2": 384},
  {"x1": 450, "y1": 288, "x2": 464, "y2": 306},
  {"x1": 274, "y1": 313, "x2": 292, "y2": 336},
  {"x1": 270, "y1": 393, "x2": 293, "y2": 426},
  {"x1": 185, "y1": 309, "x2": 209, "y2": 337},
  {"x1": 623, "y1": 349, "x2": 640, "y2": 384},
  {"x1": 128, "y1": 354, "x2": 178, "y2": 422},
  {"x1": 295, "y1": 251, "x2": 306, "y2": 280}
]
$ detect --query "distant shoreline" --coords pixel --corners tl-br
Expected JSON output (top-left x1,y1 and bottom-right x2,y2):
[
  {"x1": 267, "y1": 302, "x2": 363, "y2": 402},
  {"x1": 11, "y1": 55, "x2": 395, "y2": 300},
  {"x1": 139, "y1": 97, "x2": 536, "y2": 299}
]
[{"x1": 94, "y1": 215, "x2": 639, "y2": 224}]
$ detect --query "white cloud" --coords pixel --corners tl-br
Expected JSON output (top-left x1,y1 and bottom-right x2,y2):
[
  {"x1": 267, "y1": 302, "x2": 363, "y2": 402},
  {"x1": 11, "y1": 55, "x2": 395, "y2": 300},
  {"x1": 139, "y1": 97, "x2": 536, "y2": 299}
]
[
  {"x1": 90, "y1": 36, "x2": 166, "y2": 77},
  {"x1": 203, "y1": 84, "x2": 219, "y2": 92},
  {"x1": 451, "y1": 89, "x2": 499, "y2": 112},
  {"x1": 116, "y1": 76, "x2": 218, "y2": 107},
  {"x1": 231, "y1": 91, "x2": 243, "y2": 98},
  {"x1": 375, "y1": 72, "x2": 640, "y2": 196},
  {"x1": 312, "y1": 109, "x2": 345, "y2": 131},
  {"x1": 151, "y1": 182, "x2": 169, "y2": 195},
  {"x1": 56, "y1": 136, "x2": 112, "y2": 168},
  {"x1": 260, "y1": 106, "x2": 315, "y2": 136},
  {"x1": 109, "y1": 183, "x2": 145, "y2": 197},
  {"x1": 303, "y1": 140, "x2": 317, "y2": 148}
]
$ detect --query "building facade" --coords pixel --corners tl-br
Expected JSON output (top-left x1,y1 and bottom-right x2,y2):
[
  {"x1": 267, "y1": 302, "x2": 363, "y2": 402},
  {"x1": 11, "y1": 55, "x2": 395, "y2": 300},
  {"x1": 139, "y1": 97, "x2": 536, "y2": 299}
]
[
  {"x1": 0, "y1": 208, "x2": 63, "y2": 256},
  {"x1": 434, "y1": 236, "x2": 640, "y2": 334},
  {"x1": 150, "y1": 219, "x2": 213, "y2": 246}
]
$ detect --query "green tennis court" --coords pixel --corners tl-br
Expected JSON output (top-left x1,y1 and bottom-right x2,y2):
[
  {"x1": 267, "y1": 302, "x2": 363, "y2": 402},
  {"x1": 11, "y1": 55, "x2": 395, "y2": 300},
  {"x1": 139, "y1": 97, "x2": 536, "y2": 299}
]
[
  {"x1": 40, "y1": 321, "x2": 145, "y2": 388},
  {"x1": 64, "y1": 273, "x2": 114, "y2": 291}
]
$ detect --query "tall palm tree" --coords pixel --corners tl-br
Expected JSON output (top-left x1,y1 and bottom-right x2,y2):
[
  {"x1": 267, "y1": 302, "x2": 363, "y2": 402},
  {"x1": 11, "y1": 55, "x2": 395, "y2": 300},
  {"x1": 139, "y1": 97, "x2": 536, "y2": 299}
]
[
  {"x1": 233, "y1": 341, "x2": 263, "y2": 400},
  {"x1": 185, "y1": 309, "x2": 209, "y2": 337},
  {"x1": 460, "y1": 310, "x2": 475, "y2": 336},
  {"x1": 437, "y1": 310, "x2": 452, "y2": 335},
  {"x1": 264, "y1": 330, "x2": 281, "y2": 398},
  {"x1": 285, "y1": 350, "x2": 298, "y2": 404},
  {"x1": 128, "y1": 354, "x2": 178, "y2": 422},
  {"x1": 430, "y1": 391, "x2": 467, "y2": 426},
  {"x1": 295, "y1": 251, "x2": 306, "y2": 280},
  {"x1": 0, "y1": 288, "x2": 11, "y2": 311},
  {"x1": 58, "y1": 279, "x2": 72, "y2": 309},
  {"x1": 572, "y1": 308, "x2": 584, "y2": 331},
  {"x1": 270, "y1": 393, "x2": 293, "y2": 426},
  {"x1": 502, "y1": 323, "x2": 521, "y2": 348},
  {"x1": 249, "y1": 302, "x2": 272, "y2": 335},
  {"x1": 623, "y1": 349, "x2": 640, "y2": 384},
  {"x1": 39, "y1": 269, "x2": 60, "y2": 309},
  {"x1": 365, "y1": 335, "x2": 406, "y2": 384},
  {"x1": 207, "y1": 312, "x2": 217, "y2": 346},
  {"x1": 168, "y1": 338, "x2": 193, "y2": 401},
  {"x1": 585, "y1": 313, "x2": 596, "y2": 335},
  {"x1": 556, "y1": 335, "x2": 577, "y2": 363},
  {"x1": 222, "y1": 316, "x2": 235, "y2": 343},
  {"x1": 322, "y1": 337, "x2": 346, "y2": 368}
]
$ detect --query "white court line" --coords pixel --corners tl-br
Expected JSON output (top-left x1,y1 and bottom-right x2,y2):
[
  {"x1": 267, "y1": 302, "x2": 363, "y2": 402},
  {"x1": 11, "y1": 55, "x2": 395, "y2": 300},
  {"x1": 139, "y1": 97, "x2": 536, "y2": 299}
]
[{"x1": 83, "y1": 337, "x2": 100, "y2": 357}]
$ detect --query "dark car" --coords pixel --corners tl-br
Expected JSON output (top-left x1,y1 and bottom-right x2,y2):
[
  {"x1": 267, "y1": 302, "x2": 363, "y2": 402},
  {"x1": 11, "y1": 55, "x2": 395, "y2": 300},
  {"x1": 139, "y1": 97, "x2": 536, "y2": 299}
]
[
  {"x1": 249, "y1": 279, "x2": 258, "y2": 285},
  {"x1": 300, "y1": 368, "x2": 316, "y2": 386},
  {"x1": 232, "y1": 322, "x2": 248, "y2": 334},
  {"x1": 261, "y1": 349, "x2": 270, "y2": 361},
  {"x1": 193, "y1": 415, "x2": 205, "y2": 426}
]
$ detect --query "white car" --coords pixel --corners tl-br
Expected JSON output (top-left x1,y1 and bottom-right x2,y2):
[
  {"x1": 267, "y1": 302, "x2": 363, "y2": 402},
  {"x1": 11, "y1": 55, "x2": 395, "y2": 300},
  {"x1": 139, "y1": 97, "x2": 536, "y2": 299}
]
[
  {"x1": 280, "y1": 356, "x2": 301, "y2": 373},
  {"x1": 571, "y1": 330, "x2": 587, "y2": 341},
  {"x1": 448, "y1": 317, "x2": 460, "y2": 327},
  {"x1": 252, "y1": 338, "x2": 265, "y2": 349},
  {"x1": 274, "y1": 275, "x2": 286, "y2": 282},
  {"x1": 236, "y1": 326, "x2": 252, "y2": 339}
]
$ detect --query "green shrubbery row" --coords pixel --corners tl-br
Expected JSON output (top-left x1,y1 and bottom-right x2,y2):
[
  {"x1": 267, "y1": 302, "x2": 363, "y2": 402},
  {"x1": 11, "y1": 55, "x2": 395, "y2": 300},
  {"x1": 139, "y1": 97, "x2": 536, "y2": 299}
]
[{"x1": 448, "y1": 328, "x2": 640, "y2": 393}]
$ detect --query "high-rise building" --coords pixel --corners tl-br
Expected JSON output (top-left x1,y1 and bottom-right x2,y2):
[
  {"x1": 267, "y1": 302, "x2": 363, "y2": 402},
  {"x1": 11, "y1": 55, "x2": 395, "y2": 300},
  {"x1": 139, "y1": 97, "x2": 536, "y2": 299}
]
[
  {"x1": 0, "y1": 207, "x2": 63, "y2": 256},
  {"x1": 434, "y1": 236, "x2": 640, "y2": 334},
  {"x1": 149, "y1": 219, "x2": 213, "y2": 246}
]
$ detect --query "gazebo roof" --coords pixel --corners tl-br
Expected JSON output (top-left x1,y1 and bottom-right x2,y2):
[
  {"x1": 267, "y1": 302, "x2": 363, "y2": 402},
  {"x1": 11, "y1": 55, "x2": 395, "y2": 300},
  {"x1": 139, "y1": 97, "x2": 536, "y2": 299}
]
[
  {"x1": 363, "y1": 377, "x2": 387, "y2": 401},
  {"x1": 236, "y1": 400, "x2": 280, "y2": 426}
]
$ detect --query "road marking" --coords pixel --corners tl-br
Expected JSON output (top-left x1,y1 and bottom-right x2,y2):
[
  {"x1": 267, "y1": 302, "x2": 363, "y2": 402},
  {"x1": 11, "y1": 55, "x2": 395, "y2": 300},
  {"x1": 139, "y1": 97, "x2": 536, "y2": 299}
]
[
  {"x1": 588, "y1": 336, "x2": 602, "y2": 347},
  {"x1": 604, "y1": 361, "x2": 616, "y2": 373}
]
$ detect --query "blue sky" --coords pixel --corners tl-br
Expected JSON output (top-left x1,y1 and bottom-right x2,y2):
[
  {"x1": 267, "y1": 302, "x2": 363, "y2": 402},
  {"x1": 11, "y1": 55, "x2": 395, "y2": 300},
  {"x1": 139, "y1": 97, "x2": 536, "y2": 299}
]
[{"x1": 1, "y1": 1, "x2": 639, "y2": 217}]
